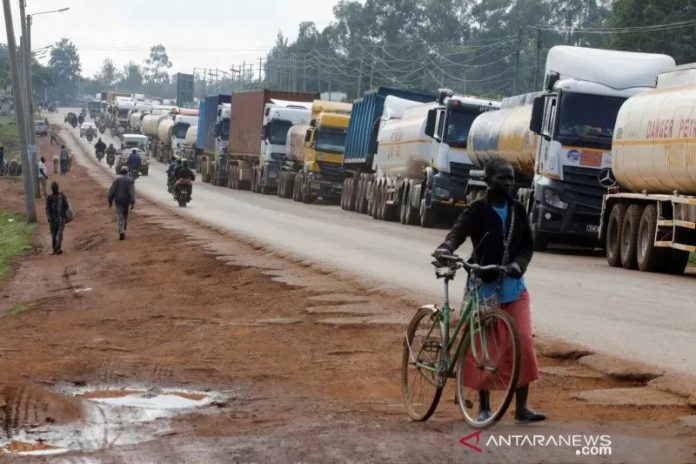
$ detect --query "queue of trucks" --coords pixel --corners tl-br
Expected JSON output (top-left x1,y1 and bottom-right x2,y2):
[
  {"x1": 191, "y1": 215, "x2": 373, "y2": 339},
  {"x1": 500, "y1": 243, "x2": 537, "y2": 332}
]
[{"x1": 96, "y1": 44, "x2": 696, "y2": 275}]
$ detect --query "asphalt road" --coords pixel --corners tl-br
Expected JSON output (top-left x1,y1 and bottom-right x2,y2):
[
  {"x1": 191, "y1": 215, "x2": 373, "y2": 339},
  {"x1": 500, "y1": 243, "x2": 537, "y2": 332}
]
[{"x1": 54, "y1": 111, "x2": 696, "y2": 378}]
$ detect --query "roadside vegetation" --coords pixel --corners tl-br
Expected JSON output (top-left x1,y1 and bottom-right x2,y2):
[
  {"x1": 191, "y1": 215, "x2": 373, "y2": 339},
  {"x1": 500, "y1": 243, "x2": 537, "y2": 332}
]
[
  {"x1": 0, "y1": 116, "x2": 20, "y2": 162},
  {"x1": 689, "y1": 253, "x2": 696, "y2": 267},
  {"x1": 0, "y1": 212, "x2": 35, "y2": 278}
]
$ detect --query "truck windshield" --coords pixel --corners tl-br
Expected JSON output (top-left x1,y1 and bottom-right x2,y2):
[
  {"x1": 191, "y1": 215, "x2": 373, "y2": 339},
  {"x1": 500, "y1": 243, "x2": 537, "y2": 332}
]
[
  {"x1": 219, "y1": 118, "x2": 230, "y2": 141},
  {"x1": 117, "y1": 109, "x2": 129, "y2": 118},
  {"x1": 268, "y1": 120, "x2": 293, "y2": 145},
  {"x1": 444, "y1": 110, "x2": 477, "y2": 148},
  {"x1": 173, "y1": 123, "x2": 190, "y2": 139},
  {"x1": 124, "y1": 141, "x2": 144, "y2": 149},
  {"x1": 556, "y1": 92, "x2": 626, "y2": 149},
  {"x1": 315, "y1": 129, "x2": 347, "y2": 153}
]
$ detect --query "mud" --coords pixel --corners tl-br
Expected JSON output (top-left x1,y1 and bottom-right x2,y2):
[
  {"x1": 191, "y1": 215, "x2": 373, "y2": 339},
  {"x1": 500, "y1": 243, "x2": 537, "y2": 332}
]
[{"x1": 0, "y1": 126, "x2": 693, "y2": 462}]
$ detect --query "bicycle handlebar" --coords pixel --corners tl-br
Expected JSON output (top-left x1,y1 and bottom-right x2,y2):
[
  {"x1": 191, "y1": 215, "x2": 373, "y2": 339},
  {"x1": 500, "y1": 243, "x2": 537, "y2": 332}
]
[{"x1": 432, "y1": 253, "x2": 506, "y2": 273}]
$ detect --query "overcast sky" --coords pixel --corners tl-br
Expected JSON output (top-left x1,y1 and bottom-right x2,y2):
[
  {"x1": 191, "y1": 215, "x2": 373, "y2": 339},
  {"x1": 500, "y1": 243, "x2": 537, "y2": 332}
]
[{"x1": 1, "y1": 0, "x2": 350, "y2": 77}]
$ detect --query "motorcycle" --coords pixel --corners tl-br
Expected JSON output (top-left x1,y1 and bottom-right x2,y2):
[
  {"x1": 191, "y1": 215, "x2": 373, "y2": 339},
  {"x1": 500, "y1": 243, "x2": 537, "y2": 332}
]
[
  {"x1": 86, "y1": 132, "x2": 94, "y2": 142},
  {"x1": 96, "y1": 149, "x2": 105, "y2": 162},
  {"x1": 106, "y1": 153, "x2": 115, "y2": 168},
  {"x1": 174, "y1": 179, "x2": 193, "y2": 207}
]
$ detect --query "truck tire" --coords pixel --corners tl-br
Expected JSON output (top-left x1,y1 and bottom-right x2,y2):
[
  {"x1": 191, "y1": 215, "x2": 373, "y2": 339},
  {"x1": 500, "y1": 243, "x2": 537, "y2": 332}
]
[
  {"x1": 404, "y1": 182, "x2": 419, "y2": 225},
  {"x1": 371, "y1": 182, "x2": 382, "y2": 219},
  {"x1": 382, "y1": 183, "x2": 398, "y2": 222},
  {"x1": 293, "y1": 172, "x2": 303, "y2": 202},
  {"x1": 637, "y1": 205, "x2": 668, "y2": 272},
  {"x1": 620, "y1": 204, "x2": 644, "y2": 270},
  {"x1": 278, "y1": 172, "x2": 286, "y2": 197},
  {"x1": 301, "y1": 175, "x2": 314, "y2": 204},
  {"x1": 662, "y1": 250, "x2": 689, "y2": 275},
  {"x1": 356, "y1": 178, "x2": 367, "y2": 214},
  {"x1": 419, "y1": 192, "x2": 436, "y2": 228},
  {"x1": 285, "y1": 173, "x2": 295, "y2": 199},
  {"x1": 605, "y1": 203, "x2": 627, "y2": 268},
  {"x1": 341, "y1": 178, "x2": 351, "y2": 210},
  {"x1": 399, "y1": 183, "x2": 409, "y2": 224}
]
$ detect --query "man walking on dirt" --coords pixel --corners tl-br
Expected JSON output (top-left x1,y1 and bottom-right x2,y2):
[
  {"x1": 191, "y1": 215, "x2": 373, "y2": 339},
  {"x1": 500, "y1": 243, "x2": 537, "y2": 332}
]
[
  {"x1": 108, "y1": 166, "x2": 135, "y2": 240},
  {"x1": 50, "y1": 127, "x2": 58, "y2": 146},
  {"x1": 59, "y1": 145, "x2": 69, "y2": 175},
  {"x1": 46, "y1": 181, "x2": 70, "y2": 255},
  {"x1": 37, "y1": 156, "x2": 49, "y2": 198}
]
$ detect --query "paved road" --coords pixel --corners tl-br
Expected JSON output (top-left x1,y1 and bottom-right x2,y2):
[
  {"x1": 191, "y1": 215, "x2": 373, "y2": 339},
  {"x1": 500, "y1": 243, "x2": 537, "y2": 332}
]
[{"x1": 55, "y1": 112, "x2": 696, "y2": 377}]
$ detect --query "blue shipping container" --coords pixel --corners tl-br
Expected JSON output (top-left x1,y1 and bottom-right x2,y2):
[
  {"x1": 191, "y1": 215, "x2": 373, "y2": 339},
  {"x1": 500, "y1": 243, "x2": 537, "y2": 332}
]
[
  {"x1": 201, "y1": 95, "x2": 231, "y2": 154},
  {"x1": 195, "y1": 100, "x2": 207, "y2": 150},
  {"x1": 343, "y1": 87, "x2": 435, "y2": 169}
]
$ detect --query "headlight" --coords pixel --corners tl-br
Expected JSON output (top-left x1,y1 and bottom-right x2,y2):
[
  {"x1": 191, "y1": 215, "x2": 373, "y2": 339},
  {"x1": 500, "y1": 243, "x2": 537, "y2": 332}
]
[{"x1": 543, "y1": 189, "x2": 568, "y2": 209}]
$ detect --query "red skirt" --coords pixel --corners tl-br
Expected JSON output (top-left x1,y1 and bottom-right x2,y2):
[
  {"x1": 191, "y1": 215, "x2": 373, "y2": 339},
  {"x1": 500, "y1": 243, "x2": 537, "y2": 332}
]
[{"x1": 460, "y1": 290, "x2": 539, "y2": 390}]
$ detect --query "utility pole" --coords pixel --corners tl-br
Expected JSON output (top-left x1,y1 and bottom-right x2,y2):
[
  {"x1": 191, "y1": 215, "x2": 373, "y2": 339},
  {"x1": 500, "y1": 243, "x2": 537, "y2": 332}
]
[
  {"x1": 533, "y1": 27, "x2": 542, "y2": 90},
  {"x1": 302, "y1": 55, "x2": 307, "y2": 92},
  {"x1": 20, "y1": 1, "x2": 39, "y2": 199},
  {"x1": 512, "y1": 28, "x2": 524, "y2": 95},
  {"x1": 369, "y1": 53, "x2": 374, "y2": 90},
  {"x1": 3, "y1": 0, "x2": 36, "y2": 222},
  {"x1": 357, "y1": 54, "x2": 364, "y2": 96},
  {"x1": 258, "y1": 57, "x2": 263, "y2": 86}
]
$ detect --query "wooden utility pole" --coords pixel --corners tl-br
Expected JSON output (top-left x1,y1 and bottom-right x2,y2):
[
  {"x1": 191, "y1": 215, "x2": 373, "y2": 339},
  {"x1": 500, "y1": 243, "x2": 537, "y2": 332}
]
[
  {"x1": 512, "y1": 28, "x2": 524, "y2": 95},
  {"x1": 20, "y1": 1, "x2": 39, "y2": 199},
  {"x1": 3, "y1": 0, "x2": 36, "y2": 222},
  {"x1": 533, "y1": 27, "x2": 542, "y2": 90}
]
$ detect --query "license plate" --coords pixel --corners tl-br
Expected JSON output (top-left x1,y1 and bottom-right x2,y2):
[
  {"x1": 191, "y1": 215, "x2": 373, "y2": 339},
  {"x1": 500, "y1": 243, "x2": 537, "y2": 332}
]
[
  {"x1": 580, "y1": 151, "x2": 602, "y2": 167},
  {"x1": 586, "y1": 225, "x2": 599, "y2": 233}
]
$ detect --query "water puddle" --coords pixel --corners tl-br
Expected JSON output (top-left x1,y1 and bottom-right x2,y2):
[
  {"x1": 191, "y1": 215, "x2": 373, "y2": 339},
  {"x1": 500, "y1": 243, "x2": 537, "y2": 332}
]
[{"x1": 1, "y1": 386, "x2": 223, "y2": 456}]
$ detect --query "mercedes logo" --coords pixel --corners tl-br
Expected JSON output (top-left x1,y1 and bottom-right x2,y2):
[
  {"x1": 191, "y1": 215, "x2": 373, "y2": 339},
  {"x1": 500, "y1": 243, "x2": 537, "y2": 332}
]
[{"x1": 598, "y1": 168, "x2": 616, "y2": 188}]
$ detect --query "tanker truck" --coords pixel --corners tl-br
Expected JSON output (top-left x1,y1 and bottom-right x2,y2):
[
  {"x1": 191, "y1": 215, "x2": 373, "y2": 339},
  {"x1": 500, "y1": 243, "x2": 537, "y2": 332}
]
[
  {"x1": 228, "y1": 90, "x2": 317, "y2": 191},
  {"x1": 340, "y1": 87, "x2": 436, "y2": 215},
  {"x1": 599, "y1": 63, "x2": 696, "y2": 274},
  {"x1": 469, "y1": 46, "x2": 675, "y2": 250},
  {"x1": 152, "y1": 109, "x2": 199, "y2": 164},
  {"x1": 369, "y1": 90, "x2": 500, "y2": 226},
  {"x1": 279, "y1": 100, "x2": 352, "y2": 203},
  {"x1": 182, "y1": 124, "x2": 198, "y2": 163}
]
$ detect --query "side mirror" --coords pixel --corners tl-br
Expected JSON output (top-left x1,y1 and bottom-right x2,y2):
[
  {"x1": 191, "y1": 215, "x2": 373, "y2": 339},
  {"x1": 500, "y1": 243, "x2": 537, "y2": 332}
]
[
  {"x1": 260, "y1": 124, "x2": 267, "y2": 140},
  {"x1": 530, "y1": 97, "x2": 545, "y2": 136},
  {"x1": 425, "y1": 109, "x2": 437, "y2": 138},
  {"x1": 304, "y1": 129, "x2": 314, "y2": 148}
]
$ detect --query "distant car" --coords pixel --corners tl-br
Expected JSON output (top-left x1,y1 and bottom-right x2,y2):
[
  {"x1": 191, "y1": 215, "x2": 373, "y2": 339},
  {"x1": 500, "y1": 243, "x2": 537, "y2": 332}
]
[
  {"x1": 35, "y1": 120, "x2": 48, "y2": 137},
  {"x1": 79, "y1": 122, "x2": 97, "y2": 137}
]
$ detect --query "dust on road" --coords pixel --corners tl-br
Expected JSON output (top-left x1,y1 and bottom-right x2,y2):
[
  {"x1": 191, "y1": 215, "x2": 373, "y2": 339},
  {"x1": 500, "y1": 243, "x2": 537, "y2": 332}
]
[{"x1": 0, "y1": 128, "x2": 693, "y2": 463}]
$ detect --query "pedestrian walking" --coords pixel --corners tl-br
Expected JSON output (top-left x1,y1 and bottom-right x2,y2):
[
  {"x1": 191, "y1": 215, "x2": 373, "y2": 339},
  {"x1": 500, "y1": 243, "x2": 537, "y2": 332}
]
[
  {"x1": 37, "y1": 156, "x2": 49, "y2": 198},
  {"x1": 45, "y1": 181, "x2": 70, "y2": 255},
  {"x1": 52, "y1": 155, "x2": 59, "y2": 174},
  {"x1": 59, "y1": 145, "x2": 69, "y2": 175},
  {"x1": 49, "y1": 127, "x2": 58, "y2": 146},
  {"x1": 108, "y1": 166, "x2": 135, "y2": 240},
  {"x1": 433, "y1": 158, "x2": 545, "y2": 424}
]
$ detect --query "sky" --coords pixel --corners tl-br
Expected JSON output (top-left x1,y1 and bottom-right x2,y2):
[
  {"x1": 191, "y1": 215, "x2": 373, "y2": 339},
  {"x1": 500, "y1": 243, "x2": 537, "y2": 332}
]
[{"x1": 0, "y1": 0, "x2": 351, "y2": 78}]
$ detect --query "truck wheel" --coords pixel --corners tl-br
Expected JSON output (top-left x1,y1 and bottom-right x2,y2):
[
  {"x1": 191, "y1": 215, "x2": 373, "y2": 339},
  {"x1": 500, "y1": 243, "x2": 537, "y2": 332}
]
[
  {"x1": 419, "y1": 193, "x2": 436, "y2": 228},
  {"x1": 278, "y1": 172, "x2": 285, "y2": 197},
  {"x1": 662, "y1": 250, "x2": 689, "y2": 275},
  {"x1": 399, "y1": 184, "x2": 409, "y2": 224},
  {"x1": 293, "y1": 173, "x2": 303, "y2": 202},
  {"x1": 341, "y1": 178, "x2": 350, "y2": 210},
  {"x1": 356, "y1": 178, "x2": 366, "y2": 214},
  {"x1": 382, "y1": 183, "x2": 398, "y2": 222},
  {"x1": 605, "y1": 203, "x2": 627, "y2": 268},
  {"x1": 620, "y1": 204, "x2": 644, "y2": 270},
  {"x1": 405, "y1": 183, "x2": 419, "y2": 225},
  {"x1": 637, "y1": 205, "x2": 668, "y2": 272},
  {"x1": 371, "y1": 182, "x2": 382, "y2": 219},
  {"x1": 284, "y1": 173, "x2": 295, "y2": 199},
  {"x1": 301, "y1": 176, "x2": 314, "y2": 204}
]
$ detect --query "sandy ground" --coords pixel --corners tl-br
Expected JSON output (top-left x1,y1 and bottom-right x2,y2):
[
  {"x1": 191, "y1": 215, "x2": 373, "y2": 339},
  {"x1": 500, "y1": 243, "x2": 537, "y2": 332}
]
[{"x1": 0, "y1": 128, "x2": 693, "y2": 463}]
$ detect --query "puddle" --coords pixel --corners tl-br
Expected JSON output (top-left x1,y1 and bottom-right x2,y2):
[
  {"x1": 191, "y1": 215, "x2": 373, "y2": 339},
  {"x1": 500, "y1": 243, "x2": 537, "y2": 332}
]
[{"x1": 0, "y1": 386, "x2": 223, "y2": 456}]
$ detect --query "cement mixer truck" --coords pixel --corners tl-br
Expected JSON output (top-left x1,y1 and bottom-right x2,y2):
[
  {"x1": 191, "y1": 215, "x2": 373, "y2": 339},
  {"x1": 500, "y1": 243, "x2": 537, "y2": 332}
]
[
  {"x1": 369, "y1": 91, "x2": 500, "y2": 226},
  {"x1": 469, "y1": 46, "x2": 675, "y2": 250},
  {"x1": 599, "y1": 63, "x2": 696, "y2": 274}
]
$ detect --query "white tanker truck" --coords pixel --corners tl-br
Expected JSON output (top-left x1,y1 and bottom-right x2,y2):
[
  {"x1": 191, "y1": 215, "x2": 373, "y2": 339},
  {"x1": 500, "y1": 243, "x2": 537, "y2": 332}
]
[
  {"x1": 369, "y1": 91, "x2": 499, "y2": 226},
  {"x1": 600, "y1": 63, "x2": 696, "y2": 274}
]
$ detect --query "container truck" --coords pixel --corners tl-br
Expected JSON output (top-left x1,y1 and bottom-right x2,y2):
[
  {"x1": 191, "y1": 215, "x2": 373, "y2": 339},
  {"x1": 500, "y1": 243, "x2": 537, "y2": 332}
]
[
  {"x1": 196, "y1": 95, "x2": 231, "y2": 185},
  {"x1": 368, "y1": 90, "x2": 500, "y2": 226},
  {"x1": 228, "y1": 90, "x2": 318, "y2": 191},
  {"x1": 468, "y1": 46, "x2": 675, "y2": 250},
  {"x1": 280, "y1": 100, "x2": 352, "y2": 203},
  {"x1": 340, "y1": 87, "x2": 436, "y2": 216},
  {"x1": 88, "y1": 99, "x2": 101, "y2": 119},
  {"x1": 599, "y1": 63, "x2": 696, "y2": 274}
]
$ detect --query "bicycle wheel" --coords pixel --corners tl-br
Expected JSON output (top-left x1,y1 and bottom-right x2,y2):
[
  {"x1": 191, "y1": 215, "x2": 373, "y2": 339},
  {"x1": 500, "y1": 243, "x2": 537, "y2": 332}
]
[
  {"x1": 455, "y1": 309, "x2": 520, "y2": 428},
  {"x1": 402, "y1": 307, "x2": 445, "y2": 421}
]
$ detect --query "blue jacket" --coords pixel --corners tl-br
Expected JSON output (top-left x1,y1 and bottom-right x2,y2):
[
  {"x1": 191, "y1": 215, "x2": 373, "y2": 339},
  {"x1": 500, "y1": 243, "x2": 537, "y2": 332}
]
[{"x1": 127, "y1": 152, "x2": 142, "y2": 170}]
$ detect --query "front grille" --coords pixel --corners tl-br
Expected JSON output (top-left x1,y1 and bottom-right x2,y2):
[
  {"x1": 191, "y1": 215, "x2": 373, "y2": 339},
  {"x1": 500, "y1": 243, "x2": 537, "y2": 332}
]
[
  {"x1": 449, "y1": 161, "x2": 473, "y2": 178},
  {"x1": 562, "y1": 166, "x2": 604, "y2": 213},
  {"x1": 318, "y1": 162, "x2": 344, "y2": 182}
]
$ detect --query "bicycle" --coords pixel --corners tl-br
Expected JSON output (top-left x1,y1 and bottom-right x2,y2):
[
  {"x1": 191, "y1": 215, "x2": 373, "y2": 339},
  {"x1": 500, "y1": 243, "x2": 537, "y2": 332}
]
[{"x1": 401, "y1": 254, "x2": 520, "y2": 428}]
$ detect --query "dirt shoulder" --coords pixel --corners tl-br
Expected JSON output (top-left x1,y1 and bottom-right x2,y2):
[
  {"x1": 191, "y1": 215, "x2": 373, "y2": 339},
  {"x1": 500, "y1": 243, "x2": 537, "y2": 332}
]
[{"x1": 0, "y1": 128, "x2": 693, "y2": 463}]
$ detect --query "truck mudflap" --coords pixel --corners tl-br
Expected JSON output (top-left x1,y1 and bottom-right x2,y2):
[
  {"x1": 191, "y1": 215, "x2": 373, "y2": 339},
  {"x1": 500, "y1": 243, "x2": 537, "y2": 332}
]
[{"x1": 532, "y1": 173, "x2": 603, "y2": 240}]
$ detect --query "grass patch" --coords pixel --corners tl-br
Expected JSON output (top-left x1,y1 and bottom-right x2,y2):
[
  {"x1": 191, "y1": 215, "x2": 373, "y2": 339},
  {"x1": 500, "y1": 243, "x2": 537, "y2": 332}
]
[
  {"x1": 689, "y1": 253, "x2": 696, "y2": 267},
  {"x1": 0, "y1": 115, "x2": 20, "y2": 162},
  {"x1": 9, "y1": 302, "x2": 33, "y2": 317},
  {"x1": 0, "y1": 212, "x2": 36, "y2": 278}
]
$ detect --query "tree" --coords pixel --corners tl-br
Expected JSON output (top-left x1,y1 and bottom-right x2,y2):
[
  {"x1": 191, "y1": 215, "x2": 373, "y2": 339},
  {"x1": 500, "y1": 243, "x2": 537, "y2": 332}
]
[
  {"x1": 144, "y1": 44, "x2": 173, "y2": 85},
  {"x1": 119, "y1": 61, "x2": 143, "y2": 92},
  {"x1": 95, "y1": 58, "x2": 120, "y2": 88},
  {"x1": 49, "y1": 38, "x2": 81, "y2": 103},
  {"x1": 611, "y1": 0, "x2": 696, "y2": 63}
]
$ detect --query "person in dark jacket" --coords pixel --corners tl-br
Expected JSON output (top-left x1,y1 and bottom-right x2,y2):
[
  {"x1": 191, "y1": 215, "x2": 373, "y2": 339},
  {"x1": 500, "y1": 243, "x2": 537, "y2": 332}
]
[
  {"x1": 433, "y1": 158, "x2": 545, "y2": 424},
  {"x1": 45, "y1": 181, "x2": 69, "y2": 255},
  {"x1": 174, "y1": 159, "x2": 195, "y2": 181},
  {"x1": 108, "y1": 166, "x2": 135, "y2": 240},
  {"x1": 127, "y1": 149, "x2": 142, "y2": 173}
]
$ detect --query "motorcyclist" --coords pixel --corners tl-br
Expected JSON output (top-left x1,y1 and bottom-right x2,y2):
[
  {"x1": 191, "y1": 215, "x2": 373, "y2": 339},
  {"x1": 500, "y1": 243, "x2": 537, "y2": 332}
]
[
  {"x1": 86, "y1": 126, "x2": 96, "y2": 139},
  {"x1": 94, "y1": 138, "x2": 107, "y2": 160},
  {"x1": 127, "y1": 149, "x2": 142, "y2": 176},
  {"x1": 105, "y1": 143, "x2": 117, "y2": 167},
  {"x1": 78, "y1": 114, "x2": 84, "y2": 125},
  {"x1": 173, "y1": 159, "x2": 195, "y2": 198},
  {"x1": 166, "y1": 158, "x2": 181, "y2": 192}
]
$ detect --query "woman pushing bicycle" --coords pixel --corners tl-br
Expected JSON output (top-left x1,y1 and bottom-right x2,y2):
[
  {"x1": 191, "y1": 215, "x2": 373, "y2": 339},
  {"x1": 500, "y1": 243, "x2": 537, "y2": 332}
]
[{"x1": 432, "y1": 158, "x2": 545, "y2": 424}]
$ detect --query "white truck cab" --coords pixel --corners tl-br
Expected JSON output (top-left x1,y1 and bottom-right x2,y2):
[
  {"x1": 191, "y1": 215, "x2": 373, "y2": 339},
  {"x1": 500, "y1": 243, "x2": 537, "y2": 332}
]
[{"x1": 215, "y1": 103, "x2": 231, "y2": 159}]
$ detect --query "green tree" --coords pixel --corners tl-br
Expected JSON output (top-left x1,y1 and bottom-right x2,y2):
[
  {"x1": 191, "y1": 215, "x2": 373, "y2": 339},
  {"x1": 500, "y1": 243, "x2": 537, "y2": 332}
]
[
  {"x1": 49, "y1": 38, "x2": 81, "y2": 103},
  {"x1": 119, "y1": 61, "x2": 144, "y2": 92},
  {"x1": 95, "y1": 58, "x2": 120, "y2": 88},
  {"x1": 611, "y1": 0, "x2": 696, "y2": 63},
  {"x1": 144, "y1": 44, "x2": 173, "y2": 85}
]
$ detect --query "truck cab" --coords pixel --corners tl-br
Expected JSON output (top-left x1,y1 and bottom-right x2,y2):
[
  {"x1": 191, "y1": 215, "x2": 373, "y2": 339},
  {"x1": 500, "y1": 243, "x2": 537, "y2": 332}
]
[
  {"x1": 256, "y1": 102, "x2": 312, "y2": 192},
  {"x1": 215, "y1": 103, "x2": 231, "y2": 159},
  {"x1": 171, "y1": 115, "x2": 199, "y2": 160},
  {"x1": 302, "y1": 111, "x2": 350, "y2": 201},
  {"x1": 528, "y1": 46, "x2": 675, "y2": 250}
]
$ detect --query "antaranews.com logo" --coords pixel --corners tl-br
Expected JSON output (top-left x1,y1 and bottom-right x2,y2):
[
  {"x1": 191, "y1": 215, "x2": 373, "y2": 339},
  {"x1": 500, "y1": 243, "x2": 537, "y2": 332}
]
[{"x1": 459, "y1": 430, "x2": 612, "y2": 457}]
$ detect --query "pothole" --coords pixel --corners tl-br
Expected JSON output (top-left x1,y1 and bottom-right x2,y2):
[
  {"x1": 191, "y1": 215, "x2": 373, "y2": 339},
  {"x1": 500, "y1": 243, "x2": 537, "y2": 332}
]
[{"x1": 0, "y1": 385, "x2": 225, "y2": 456}]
